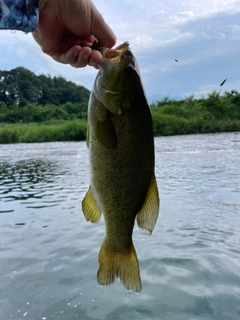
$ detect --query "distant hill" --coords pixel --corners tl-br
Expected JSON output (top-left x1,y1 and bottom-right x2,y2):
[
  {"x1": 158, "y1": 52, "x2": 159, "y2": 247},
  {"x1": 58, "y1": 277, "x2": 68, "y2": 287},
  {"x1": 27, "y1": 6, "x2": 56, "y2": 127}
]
[{"x1": 0, "y1": 67, "x2": 90, "y2": 107}]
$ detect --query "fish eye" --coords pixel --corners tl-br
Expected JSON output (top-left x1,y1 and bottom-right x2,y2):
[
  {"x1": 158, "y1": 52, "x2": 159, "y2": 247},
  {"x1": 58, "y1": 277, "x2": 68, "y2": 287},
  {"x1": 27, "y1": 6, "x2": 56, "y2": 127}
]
[{"x1": 125, "y1": 63, "x2": 135, "y2": 75}]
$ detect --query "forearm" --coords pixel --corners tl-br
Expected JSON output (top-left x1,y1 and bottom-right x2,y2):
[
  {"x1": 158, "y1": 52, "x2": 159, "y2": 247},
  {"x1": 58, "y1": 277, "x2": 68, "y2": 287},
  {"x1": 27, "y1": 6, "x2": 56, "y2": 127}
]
[{"x1": 0, "y1": 0, "x2": 39, "y2": 32}]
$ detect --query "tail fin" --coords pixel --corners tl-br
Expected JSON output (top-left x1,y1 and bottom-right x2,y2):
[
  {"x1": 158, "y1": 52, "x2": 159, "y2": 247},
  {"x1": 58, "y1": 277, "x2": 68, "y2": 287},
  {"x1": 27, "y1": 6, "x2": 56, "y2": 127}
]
[{"x1": 97, "y1": 238, "x2": 142, "y2": 293}]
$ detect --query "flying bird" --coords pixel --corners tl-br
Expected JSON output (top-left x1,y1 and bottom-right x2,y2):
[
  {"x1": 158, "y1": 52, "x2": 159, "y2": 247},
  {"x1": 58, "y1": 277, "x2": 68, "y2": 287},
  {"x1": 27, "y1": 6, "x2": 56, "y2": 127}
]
[
  {"x1": 220, "y1": 78, "x2": 227, "y2": 86},
  {"x1": 175, "y1": 59, "x2": 178, "y2": 62}
]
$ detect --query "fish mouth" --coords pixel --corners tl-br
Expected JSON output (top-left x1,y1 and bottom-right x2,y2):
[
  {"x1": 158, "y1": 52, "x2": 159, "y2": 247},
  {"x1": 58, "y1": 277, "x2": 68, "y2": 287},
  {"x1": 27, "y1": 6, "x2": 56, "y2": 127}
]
[
  {"x1": 104, "y1": 42, "x2": 130, "y2": 59},
  {"x1": 96, "y1": 42, "x2": 130, "y2": 65}
]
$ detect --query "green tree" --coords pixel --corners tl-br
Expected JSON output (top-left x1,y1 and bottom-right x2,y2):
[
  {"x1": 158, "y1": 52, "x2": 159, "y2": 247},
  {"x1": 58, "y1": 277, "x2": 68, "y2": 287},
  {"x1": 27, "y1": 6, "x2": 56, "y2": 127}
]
[{"x1": 0, "y1": 67, "x2": 90, "y2": 107}]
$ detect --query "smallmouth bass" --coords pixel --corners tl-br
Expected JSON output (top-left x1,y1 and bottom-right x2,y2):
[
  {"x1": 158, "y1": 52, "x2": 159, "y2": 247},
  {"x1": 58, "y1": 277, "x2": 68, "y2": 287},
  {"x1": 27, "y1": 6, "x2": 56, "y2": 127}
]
[{"x1": 82, "y1": 42, "x2": 159, "y2": 292}]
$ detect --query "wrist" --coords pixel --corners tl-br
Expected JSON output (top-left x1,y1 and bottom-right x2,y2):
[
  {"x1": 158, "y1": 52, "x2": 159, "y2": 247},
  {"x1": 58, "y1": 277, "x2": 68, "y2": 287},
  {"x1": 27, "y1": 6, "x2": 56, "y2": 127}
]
[{"x1": 0, "y1": 0, "x2": 39, "y2": 32}]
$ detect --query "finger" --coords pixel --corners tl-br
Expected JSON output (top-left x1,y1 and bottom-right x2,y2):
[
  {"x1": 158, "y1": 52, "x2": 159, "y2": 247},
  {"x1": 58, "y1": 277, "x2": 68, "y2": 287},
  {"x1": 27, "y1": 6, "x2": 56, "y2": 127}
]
[
  {"x1": 69, "y1": 46, "x2": 92, "y2": 67},
  {"x1": 61, "y1": 46, "x2": 83, "y2": 65},
  {"x1": 38, "y1": 32, "x2": 93, "y2": 57},
  {"x1": 70, "y1": 47, "x2": 102, "y2": 68},
  {"x1": 71, "y1": 46, "x2": 92, "y2": 68},
  {"x1": 52, "y1": 47, "x2": 79, "y2": 65},
  {"x1": 88, "y1": 50, "x2": 102, "y2": 66},
  {"x1": 51, "y1": 45, "x2": 87, "y2": 67},
  {"x1": 90, "y1": 3, "x2": 116, "y2": 48}
]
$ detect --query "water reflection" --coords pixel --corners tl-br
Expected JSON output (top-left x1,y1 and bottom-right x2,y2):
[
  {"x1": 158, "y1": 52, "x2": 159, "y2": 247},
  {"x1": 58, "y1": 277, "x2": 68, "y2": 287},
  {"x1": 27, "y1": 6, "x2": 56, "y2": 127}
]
[
  {"x1": 0, "y1": 135, "x2": 240, "y2": 320},
  {"x1": 0, "y1": 160, "x2": 63, "y2": 213}
]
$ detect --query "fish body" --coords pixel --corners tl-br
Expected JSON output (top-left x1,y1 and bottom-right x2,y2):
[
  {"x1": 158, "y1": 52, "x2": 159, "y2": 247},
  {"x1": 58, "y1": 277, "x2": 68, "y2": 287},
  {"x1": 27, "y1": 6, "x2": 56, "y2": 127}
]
[{"x1": 82, "y1": 42, "x2": 159, "y2": 292}]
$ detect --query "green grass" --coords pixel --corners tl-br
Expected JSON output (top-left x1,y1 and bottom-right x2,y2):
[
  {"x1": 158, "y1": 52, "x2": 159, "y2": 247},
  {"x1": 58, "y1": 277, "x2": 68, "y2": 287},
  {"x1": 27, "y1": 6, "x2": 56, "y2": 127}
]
[
  {"x1": 1, "y1": 90, "x2": 240, "y2": 143},
  {"x1": 1, "y1": 117, "x2": 240, "y2": 144},
  {"x1": 152, "y1": 114, "x2": 240, "y2": 136},
  {"x1": 0, "y1": 120, "x2": 87, "y2": 144}
]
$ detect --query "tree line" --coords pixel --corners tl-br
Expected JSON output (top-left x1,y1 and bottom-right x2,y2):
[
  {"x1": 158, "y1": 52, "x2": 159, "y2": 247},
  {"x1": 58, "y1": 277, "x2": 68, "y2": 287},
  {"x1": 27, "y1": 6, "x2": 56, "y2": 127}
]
[
  {"x1": 0, "y1": 67, "x2": 90, "y2": 123},
  {"x1": 151, "y1": 90, "x2": 240, "y2": 135},
  {"x1": 0, "y1": 67, "x2": 240, "y2": 137}
]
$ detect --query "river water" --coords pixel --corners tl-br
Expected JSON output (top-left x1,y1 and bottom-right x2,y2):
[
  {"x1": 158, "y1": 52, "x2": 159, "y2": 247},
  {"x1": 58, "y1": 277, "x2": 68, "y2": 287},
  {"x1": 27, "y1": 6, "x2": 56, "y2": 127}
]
[{"x1": 0, "y1": 132, "x2": 240, "y2": 320}]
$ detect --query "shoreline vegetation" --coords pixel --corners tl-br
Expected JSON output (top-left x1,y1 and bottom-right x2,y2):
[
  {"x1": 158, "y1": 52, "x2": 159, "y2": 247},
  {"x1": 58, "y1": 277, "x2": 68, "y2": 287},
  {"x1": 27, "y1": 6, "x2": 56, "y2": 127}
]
[
  {"x1": 0, "y1": 121, "x2": 87, "y2": 144},
  {"x1": 0, "y1": 67, "x2": 240, "y2": 144}
]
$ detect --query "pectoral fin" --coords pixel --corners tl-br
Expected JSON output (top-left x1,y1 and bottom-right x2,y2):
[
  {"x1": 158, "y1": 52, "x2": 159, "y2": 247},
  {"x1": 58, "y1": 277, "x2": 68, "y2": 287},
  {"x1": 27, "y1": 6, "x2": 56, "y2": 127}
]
[
  {"x1": 137, "y1": 175, "x2": 160, "y2": 234},
  {"x1": 95, "y1": 113, "x2": 117, "y2": 149},
  {"x1": 82, "y1": 186, "x2": 102, "y2": 223}
]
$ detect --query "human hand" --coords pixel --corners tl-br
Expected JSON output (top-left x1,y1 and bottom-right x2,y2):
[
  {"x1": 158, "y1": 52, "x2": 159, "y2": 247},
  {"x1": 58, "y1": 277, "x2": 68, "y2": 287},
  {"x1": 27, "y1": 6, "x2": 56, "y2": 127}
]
[{"x1": 32, "y1": 0, "x2": 116, "y2": 68}]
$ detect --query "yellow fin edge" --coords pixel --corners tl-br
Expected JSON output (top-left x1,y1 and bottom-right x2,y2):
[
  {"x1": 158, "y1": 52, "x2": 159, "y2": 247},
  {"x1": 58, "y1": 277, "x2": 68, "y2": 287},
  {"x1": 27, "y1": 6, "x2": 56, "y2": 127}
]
[
  {"x1": 82, "y1": 186, "x2": 102, "y2": 223},
  {"x1": 97, "y1": 238, "x2": 142, "y2": 293},
  {"x1": 137, "y1": 174, "x2": 160, "y2": 234}
]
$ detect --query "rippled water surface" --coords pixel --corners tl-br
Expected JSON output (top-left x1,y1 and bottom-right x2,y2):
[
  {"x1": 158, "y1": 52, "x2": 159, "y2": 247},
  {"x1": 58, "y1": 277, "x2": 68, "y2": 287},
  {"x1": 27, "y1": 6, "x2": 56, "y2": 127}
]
[{"x1": 1, "y1": 133, "x2": 240, "y2": 320}]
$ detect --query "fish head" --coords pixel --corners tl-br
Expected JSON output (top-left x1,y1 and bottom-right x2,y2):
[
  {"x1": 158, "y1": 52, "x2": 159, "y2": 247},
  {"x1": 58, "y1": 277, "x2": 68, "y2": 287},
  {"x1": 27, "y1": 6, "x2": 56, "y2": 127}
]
[{"x1": 93, "y1": 42, "x2": 141, "y2": 115}]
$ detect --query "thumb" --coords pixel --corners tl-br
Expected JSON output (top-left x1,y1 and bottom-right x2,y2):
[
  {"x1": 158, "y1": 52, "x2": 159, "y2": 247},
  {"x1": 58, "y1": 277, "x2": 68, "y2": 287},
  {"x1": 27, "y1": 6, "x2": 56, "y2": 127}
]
[{"x1": 90, "y1": 5, "x2": 116, "y2": 48}]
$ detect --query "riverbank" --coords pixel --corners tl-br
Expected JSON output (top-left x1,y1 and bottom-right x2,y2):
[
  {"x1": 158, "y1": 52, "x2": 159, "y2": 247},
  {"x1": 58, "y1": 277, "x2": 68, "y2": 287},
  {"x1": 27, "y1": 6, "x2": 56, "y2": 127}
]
[
  {"x1": 152, "y1": 114, "x2": 240, "y2": 136},
  {"x1": 1, "y1": 89, "x2": 240, "y2": 143},
  {"x1": 1, "y1": 118, "x2": 239, "y2": 144},
  {"x1": 0, "y1": 120, "x2": 87, "y2": 144}
]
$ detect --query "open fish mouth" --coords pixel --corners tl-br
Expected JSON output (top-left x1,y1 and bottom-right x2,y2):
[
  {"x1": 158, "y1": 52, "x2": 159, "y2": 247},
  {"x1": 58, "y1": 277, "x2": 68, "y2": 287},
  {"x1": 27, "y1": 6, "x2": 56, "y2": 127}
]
[
  {"x1": 105, "y1": 42, "x2": 130, "y2": 58},
  {"x1": 92, "y1": 41, "x2": 130, "y2": 61}
]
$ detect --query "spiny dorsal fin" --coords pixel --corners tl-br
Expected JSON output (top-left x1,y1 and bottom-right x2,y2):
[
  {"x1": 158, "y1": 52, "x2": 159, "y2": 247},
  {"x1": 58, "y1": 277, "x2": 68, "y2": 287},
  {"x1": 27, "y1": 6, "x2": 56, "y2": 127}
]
[
  {"x1": 82, "y1": 186, "x2": 102, "y2": 223},
  {"x1": 137, "y1": 175, "x2": 159, "y2": 234}
]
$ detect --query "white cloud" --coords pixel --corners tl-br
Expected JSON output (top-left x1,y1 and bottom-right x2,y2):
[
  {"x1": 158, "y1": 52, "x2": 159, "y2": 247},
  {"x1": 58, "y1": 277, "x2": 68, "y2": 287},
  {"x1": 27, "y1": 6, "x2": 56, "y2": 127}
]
[
  {"x1": 231, "y1": 24, "x2": 240, "y2": 39},
  {"x1": 169, "y1": 0, "x2": 240, "y2": 24},
  {"x1": 183, "y1": 84, "x2": 219, "y2": 99},
  {"x1": 1, "y1": 0, "x2": 240, "y2": 98},
  {"x1": 184, "y1": 80, "x2": 240, "y2": 99}
]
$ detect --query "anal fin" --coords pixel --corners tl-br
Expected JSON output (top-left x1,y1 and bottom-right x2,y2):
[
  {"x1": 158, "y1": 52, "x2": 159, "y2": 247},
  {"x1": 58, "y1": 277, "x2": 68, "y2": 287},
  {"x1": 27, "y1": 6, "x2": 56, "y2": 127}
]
[
  {"x1": 137, "y1": 175, "x2": 160, "y2": 234},
  {"x1": 82, "y1": 186, "x2": 102, "y2": 223}
]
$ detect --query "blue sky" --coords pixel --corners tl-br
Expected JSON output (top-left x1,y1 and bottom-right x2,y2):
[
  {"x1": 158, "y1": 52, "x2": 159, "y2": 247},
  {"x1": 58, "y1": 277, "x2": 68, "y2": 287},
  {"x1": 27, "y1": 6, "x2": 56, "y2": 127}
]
[{"x1": 1, "y1": 0, "x2": 240, "y2": 102}]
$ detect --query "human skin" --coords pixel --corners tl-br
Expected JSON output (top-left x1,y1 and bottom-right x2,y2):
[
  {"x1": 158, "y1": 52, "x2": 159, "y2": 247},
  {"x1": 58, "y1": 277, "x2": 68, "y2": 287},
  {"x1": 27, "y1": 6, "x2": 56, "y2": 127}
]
[{"x1": 32, "y1": 0, "x2": 116, "y2": 68}]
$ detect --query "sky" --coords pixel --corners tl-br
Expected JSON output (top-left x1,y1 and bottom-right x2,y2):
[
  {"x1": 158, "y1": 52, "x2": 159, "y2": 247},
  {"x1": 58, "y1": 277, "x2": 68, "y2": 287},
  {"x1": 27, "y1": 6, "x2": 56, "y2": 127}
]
[{"x1": 1, "y1": 0, "x2": 240, "y2": 102}]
